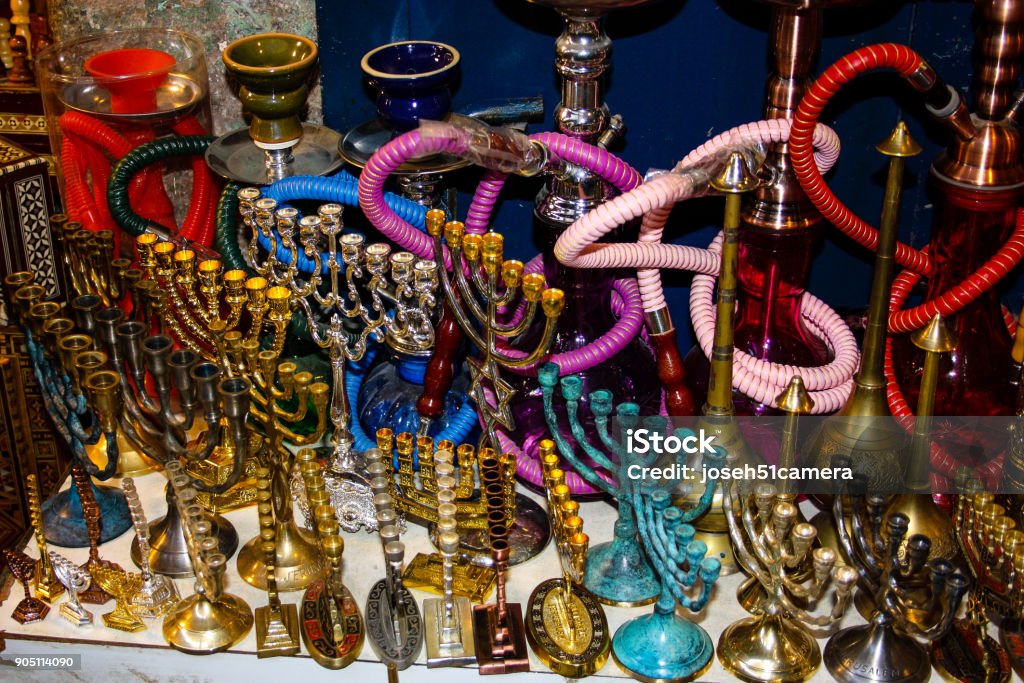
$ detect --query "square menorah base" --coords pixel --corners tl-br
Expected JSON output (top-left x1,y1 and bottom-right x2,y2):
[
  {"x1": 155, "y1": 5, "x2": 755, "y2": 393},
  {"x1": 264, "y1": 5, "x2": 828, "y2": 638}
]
[
  {"x1": 424, "y1": 596, "x2": 476, "y2": 667},
  {"x1": 472, "y1": 602, "x2": 529, "y2": 674},
  {"x1": 403, "y1": 553, "x2": 496, "y2": 603}
]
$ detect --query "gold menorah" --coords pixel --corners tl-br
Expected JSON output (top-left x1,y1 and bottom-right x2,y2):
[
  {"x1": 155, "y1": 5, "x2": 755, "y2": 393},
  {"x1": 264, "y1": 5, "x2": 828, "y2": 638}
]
[{"x1": 377, "y1": 428, "x2": 517, "y2": 530}]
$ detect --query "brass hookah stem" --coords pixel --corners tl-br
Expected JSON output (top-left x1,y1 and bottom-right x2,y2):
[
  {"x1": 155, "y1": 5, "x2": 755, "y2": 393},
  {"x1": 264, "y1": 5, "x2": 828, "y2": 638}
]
[
  {"x1": 859, "y1": 123, "x2": 920, "y2": 392},
  {"x1": 906, "y1": 315, "x2": 956, "y2": 493},
  {"x1": 706, "y1": 153, "x2": 757, "y2": 416}
]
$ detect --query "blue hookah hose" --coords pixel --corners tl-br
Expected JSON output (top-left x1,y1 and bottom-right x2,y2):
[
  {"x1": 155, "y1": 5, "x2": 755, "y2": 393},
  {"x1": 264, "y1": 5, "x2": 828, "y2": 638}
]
[
  {"x1": 345, "y1": 344, "x2": 478, "y2": 464},
  {"x1": 259, "y1": 173, "x2": 429, "y2": 275}
]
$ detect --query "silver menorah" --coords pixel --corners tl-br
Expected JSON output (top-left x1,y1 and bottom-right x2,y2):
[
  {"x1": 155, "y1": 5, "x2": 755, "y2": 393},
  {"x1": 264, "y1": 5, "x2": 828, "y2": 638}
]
[{"x1": 240, "y1": 190, "x2": 438, "y2": 532}]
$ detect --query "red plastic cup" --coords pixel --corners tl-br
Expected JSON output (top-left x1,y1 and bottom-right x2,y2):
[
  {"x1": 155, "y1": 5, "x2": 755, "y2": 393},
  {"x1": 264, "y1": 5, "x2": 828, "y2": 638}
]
[{"x1": 84, "y1": 48, "x2": 175, "y2": 114}]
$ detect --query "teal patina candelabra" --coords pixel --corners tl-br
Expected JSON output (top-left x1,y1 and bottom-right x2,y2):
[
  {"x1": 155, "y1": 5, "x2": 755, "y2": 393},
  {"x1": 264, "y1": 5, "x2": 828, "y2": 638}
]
[
  {"x1": 611, "y1": 447, "x2": 725, "y2": 683},
  {"x1": 538, "y1": 361, "x2": 658, "y2": 607}
]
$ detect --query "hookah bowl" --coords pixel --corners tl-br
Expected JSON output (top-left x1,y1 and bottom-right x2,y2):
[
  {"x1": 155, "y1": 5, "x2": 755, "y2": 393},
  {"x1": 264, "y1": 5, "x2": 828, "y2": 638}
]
[
  {"x1": 362, "y1": 41, "x2": 459, "y2": 132},
  {"x1": 83, "y1": 48, "x2": 175, "y2": 115},
  {"x1": 341, "y1": 40, "x2": 469, "y2": 204},
  {"x1": 208, "y1": 33, "x2": 342, "y2": 184}
]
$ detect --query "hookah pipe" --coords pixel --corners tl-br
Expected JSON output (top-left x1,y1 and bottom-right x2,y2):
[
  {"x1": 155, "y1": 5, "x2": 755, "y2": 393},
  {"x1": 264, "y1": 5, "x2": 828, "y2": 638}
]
[
  {"x1": 106, "y1": 134, "x2": 221, "y2": 249},
  {"x1": 788, "y1": 35, "x2": 1024, "y2": 484},
  {"x1": 61, "y1": 112, "x2": 219, "y2": 249}
]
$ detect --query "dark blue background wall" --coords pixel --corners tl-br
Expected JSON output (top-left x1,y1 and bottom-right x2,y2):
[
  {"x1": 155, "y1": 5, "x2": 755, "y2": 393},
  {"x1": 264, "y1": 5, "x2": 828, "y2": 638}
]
[{"x1": 315, "y1": 0, "x2": 1010, "y2": 350}]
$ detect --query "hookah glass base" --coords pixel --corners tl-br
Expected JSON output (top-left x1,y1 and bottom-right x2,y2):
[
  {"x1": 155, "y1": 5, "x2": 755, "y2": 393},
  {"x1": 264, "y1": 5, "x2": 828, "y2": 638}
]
[
  {"x1": 42, "y1": 482, "x2": 132, "y2": 547},
  {"x1": 611, "y1": 609, "x2": 714, "y2": 683}
]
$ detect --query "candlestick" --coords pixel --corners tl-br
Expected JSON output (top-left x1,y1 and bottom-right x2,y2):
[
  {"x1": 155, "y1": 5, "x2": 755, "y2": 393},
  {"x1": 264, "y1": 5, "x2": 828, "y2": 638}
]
[
  {"x1": 526, "y1": 441, "x2": 610, "y2": 677},
  {"x1": 49, "y1": 551, "x2": 93, "y2": 626},
  {"x1": 253, "y1": 467, "x2": 302, "y2": 657},
  {"x1": 296, "y1": 448, "x2": 365, "y2": 669},
  {"x1": 3, "y1": 549, "x2": 49, "y2": 624},
  {"x1": 25, "y1": 473, "x2": 64, "y2": 604},
  {"x1": 422, "y1": 451, "x2": 476, "y2": 666},
  {"x1": 120, "y1": 477, "x2": 179, "y2": 619}
]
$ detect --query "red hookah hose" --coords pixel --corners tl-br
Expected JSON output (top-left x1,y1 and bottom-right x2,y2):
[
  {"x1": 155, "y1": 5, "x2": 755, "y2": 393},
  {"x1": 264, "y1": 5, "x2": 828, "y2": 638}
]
[
  {"x1": 57, "y1": 111, "x2": 219, "y2": 248},
  {"x1": 790, "y1": 43, "x2": 1024, "y2": 483}
]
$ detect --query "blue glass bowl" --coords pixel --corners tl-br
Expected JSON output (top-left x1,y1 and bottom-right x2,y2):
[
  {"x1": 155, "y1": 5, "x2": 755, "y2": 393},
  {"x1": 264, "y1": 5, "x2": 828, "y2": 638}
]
[{"x1": 361, "y1": 41, "x2": 460, "y2": 132}]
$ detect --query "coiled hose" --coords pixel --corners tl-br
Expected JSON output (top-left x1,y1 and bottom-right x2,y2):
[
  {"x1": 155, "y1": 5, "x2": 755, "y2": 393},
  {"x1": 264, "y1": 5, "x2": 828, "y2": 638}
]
[
  {"x1": 256, "y1": 174, "x2": 429, "y2": 275},
  {"x1": 789, "y1": 43, "x2": 1024, "y2": 483},
  {"x1": 552, "y1": 118, "x2": 858, "y2": 413},
  {"x1": 108, "y1": 135, "x2": 217, "y2": 239}
]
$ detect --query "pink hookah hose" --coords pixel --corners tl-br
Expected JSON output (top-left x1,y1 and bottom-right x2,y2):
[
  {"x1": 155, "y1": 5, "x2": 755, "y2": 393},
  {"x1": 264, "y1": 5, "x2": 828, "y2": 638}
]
[
  {"x1": 357, "y1": 123, "x2": 653, "y2": 492},
  {"x1": 552, "y1": 119, "x2": 858, "y2": 413},
  {"x1": 788, "y1": 43, "x2": 1024, "y2": 486}
]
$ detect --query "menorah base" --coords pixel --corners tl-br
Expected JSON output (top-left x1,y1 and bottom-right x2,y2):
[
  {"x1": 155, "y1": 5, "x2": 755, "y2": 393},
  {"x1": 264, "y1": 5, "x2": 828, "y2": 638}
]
[
  {"x1": 823, "y1": 618, "x2": 930, "y2": 683},
  {"x1": 737, "y1": 568, "x2": 816, "y2": 616},
  {"x1": 403, "y1": 552, "x2": 496, "y2": 603},
  {"x1": 132, "y1": 510, "x2": 239, "y2": 579},
  {"x1": 300, "y1": 579, "x2": 365, "y2": 669},
  {"x1": 611, "y1": 609, "x2": 714, "y2": 683},
  {"x1": 42, "y1": 483, "x2": 132, "y2": 547},
  {"x1": 237, "y1": 519, "x2": 324, "y2": 592},
  {"x1": 163, "y1": 592, "x2": 254, "y2": 654},
  {"x1": 526, "y1": 579, "x2": 610, "y2": 678},
  {"x1": 255, "y1": 602, "x2": 301, "y2": 658},
  {"x1": 11, "y1": 597, "x2": 49, "y2": 624},
  {"x1": 130, "y1": 576, "x2": 181, "y2": 619},
  {"x1": 424, "y1": 595, "x2": 476, "y2": 667},
  {"x1": 429, "y1": 494, "x2": 550, "y2": 567},
  {"x1": 584, "y1": 535, "x2": 659, "y2": 607},
  {"x1": 931, "y1": 619, "x2": 1011, "y2": 683},
  {"x1": 717, "y1": 613, "x2": 820, "y2": 683},
  {"x1": 60, "y1": 601, "x2": 93, "y2": 627}
]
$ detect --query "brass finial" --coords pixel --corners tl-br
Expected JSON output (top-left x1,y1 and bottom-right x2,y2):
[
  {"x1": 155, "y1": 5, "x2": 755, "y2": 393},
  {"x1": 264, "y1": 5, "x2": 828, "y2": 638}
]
[
  {"x1": 911, "y1": 314, "x2": 957, "y2": 354},
  {"x1": 876, "y1": 121, "x2": 923, "y2": 158},
  {"x1": 711, "y1": 151, "x2": 760, "y2": 193},
  {"x1": 776, "y1": 375, "x2": 815, "y2": 416}
]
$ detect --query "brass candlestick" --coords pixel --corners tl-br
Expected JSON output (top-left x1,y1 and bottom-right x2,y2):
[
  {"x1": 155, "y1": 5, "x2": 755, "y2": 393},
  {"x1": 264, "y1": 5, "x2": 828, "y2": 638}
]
[
  {"x1": 526, "y1": 441, "x2": 610, "y2": 677},
  {"x1": 25, "y1": 473, "x2": 64, "y2": 604},
  {"x1": 718, "y1": 465, "x2": 859, "y2": 683},
  {"x1": 296, "y1": 448, "x2": 365, "y2": 669},
  {"x1": 49, "y1": 551, "x2": 93, "y2": 626},
  {"x1": 422, "y1": 451, "x2": 476, "y2": 666},
  {"x1": 3, "y1": 549, "x2": 49, "y2": 624},
  {"x1": 253, "y1": 467, "x2": 302, "y2": 658},
  {"x1": 366, "y1": 469, "x2": 424, "y2": 682},
  {"x1": 120, "y1": 478, "x2": 180, "y2": 619},
  {"x1": 162, "y1": 459, "x2": 254, "y2": 653},
  {"x1": 824, "y1": 492, "x2": 969, "y2": 683},
  {"x1": 472, "y1": 464, "x2": 530, "y2": 674},
  {"x1": 72, "y1": 464, "x2": 122, "y2": 604}
]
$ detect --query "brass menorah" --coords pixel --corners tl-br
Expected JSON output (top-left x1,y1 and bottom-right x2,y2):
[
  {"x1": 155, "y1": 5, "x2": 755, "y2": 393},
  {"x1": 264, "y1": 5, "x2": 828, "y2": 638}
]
[
  {"x1": 426, "y1": 210, "x2": 563, "y2": 450},
  {"x1": 719, "y1": 478, "x2": 858, "y2": 683},
  {"x1": 935, "y1": 480, "x2": 1023, "y2": 682}
]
